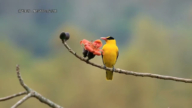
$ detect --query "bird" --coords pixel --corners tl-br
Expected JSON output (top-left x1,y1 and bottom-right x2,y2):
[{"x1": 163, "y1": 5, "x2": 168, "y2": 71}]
[{"x1": 101, "y1": 36, "x2": 119, "y2": 80}]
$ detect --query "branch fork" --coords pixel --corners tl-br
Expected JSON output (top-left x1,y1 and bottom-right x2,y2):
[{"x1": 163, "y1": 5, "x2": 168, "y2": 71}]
[{"x1": 0, "y1": 65, "x2": 63, "y2": 108}]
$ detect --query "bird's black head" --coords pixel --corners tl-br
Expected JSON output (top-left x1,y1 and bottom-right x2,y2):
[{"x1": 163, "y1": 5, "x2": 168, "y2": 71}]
[
  {"x1": 101, "y1": 36, "x2": 115, "y2": 41},
  {"x1": 106, "y1": 36, "x2": 114, "y2": 40}
]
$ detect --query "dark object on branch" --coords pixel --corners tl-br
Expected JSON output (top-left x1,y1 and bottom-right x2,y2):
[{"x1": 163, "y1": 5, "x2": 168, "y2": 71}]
[
  {"x1": 83, "y1": 48, "x2": 88, "y2": 57},
  {"x1": 83, "y1": 49, "x2": 95, "y2": 61},
  {"x1": 60, "y1": 32, "x2": 70, "y2": 43}
]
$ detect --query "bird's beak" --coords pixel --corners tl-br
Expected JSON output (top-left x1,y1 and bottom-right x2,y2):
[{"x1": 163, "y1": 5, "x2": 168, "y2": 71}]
[{"x1": 101, "y1": 37, "x2": 107, "y2": 41}]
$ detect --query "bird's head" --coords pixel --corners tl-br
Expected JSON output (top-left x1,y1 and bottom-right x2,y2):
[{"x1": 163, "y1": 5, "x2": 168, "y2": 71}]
[{"x1": 100, "y1": 36, "x2": 115, "y2": 42}]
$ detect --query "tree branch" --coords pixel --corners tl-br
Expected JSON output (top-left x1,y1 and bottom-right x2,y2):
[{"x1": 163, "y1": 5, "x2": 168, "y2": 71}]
[
  {"x1": 16, "y1": 66, "x2": 31, "y2": 92},
  {"x1": 11, "y1": 92, "x2": 32, "y2": 108},
  {"x1": 34, "y1": 92, "x2": 62, "y2": 108},
  {"x1": 0, "y1": 92, "x2": 27, "y2": 101},
  {"x1": 0, "y1": 65, "x2": 63, "y2": 108},
  {"x1": 62, "y1": 40, "x2": 192, "y2": 83}
]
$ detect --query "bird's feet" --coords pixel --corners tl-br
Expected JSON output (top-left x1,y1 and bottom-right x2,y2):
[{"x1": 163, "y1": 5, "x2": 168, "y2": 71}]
[
  {"x1": 112, "y1": 67, "x2": 115, "y2": 72},
  {"x1": 103, "y1": 65, "x2": 106, "y2": 69}
]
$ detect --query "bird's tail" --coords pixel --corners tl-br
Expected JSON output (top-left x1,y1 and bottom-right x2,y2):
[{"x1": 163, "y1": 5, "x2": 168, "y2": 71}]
[{"x1": 106, "y1": 70, "x2": 113, "y2": 80}]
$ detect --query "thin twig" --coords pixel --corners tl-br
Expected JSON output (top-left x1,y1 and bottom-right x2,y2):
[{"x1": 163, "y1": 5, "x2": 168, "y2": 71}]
[
  {"x1": 62, "y1": 40, "x2": 192, "y2": 83},
  {"x1": 15, "y1": 65, "x2": 63, "y2": 108},
  {"x1": 16, "y1": 65, "x2": 31, "y2": 92},
  {"x1": 0, "y1": 91, "x2": 27, "y2": 101},
  {"x1": 11, "y1": 92, "x2": 33, "y2": 108}
]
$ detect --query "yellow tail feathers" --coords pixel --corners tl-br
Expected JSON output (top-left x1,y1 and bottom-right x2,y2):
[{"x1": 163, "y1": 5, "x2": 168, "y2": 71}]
[{"x1": 106, "y1": 70, "x2": 113, "y2": 80}]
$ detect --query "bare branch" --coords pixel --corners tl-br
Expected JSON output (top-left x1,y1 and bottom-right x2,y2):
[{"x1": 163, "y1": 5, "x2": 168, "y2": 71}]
[
  {"x1": 15, "y1": 65, "x2": 63, "y2": 108},
  {"x1": 62, "y1": 40, "x2": 192, "y2": 83},
  {"x1": 0, "y1": 65, "x2": 63, "y2": 108},
  {"x1": 11, "y1": 92, "x2": 32, "y2": 108},
  {"x1": 0, "y1": 91, "x2": 27, "y2": 101},
  {"x1": 34, "y1": 92, "x2": 63, "y2": 108},
  {"x1": 16, "y1": 65, "x2": 31, "y2": 92}
]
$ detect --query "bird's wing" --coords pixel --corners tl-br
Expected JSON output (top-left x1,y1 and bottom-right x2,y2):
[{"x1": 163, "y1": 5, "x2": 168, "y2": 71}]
[
  {"x1": 101, "y1": 50, "x2": 104, "y2": 64},
  {"x1": 115, "y1": 47, "x2": 119, "y2": 64},
  {"x1": 117, "y1": 51, "x2": 119, "y2": 60}
]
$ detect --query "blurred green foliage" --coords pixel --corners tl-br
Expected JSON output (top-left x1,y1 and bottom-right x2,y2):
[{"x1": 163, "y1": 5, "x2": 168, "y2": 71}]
[
  {"x1": 1, "y1": 0, "x2": 192, "y2": 57},
  {"x1": 1, "y1": 15, "x2": 192, "y2": 108}
]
